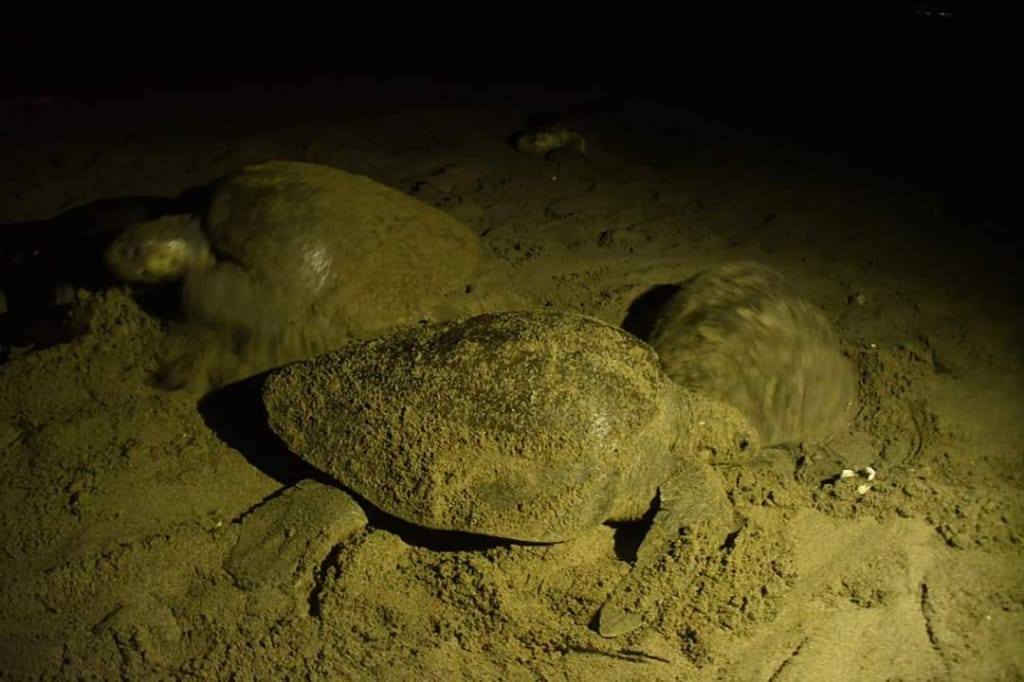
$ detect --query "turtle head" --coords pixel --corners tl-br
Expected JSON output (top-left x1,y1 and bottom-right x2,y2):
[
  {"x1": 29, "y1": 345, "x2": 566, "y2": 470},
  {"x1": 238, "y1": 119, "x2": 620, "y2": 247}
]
[
  {"x1": 678, "y1": 387, "x2": 761, "y2": 465},
  {"x1": 104, "y1": 215, "x2": 214, "y2": 284}
]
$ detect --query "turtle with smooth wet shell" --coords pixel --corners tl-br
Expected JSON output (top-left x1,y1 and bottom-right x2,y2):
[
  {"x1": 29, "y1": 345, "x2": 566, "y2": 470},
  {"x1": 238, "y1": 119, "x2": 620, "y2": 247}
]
[
  {"x1": 262, "y1": 310, "x2": 757, "y2": 636},
  {"x1": 647, "y1": 261, "x2": 856, "y2": 447},
  {"x1": 103, "y1": 160, "x2": 484, "y2": 384}
]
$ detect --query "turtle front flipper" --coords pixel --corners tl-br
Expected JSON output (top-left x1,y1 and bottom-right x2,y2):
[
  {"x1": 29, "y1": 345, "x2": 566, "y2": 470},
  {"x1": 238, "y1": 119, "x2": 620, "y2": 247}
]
[
  {"x1": 166, "y1": 261, "x2": 354, "y2": 390},
  {"x1": 596, "y1": 462, "x2": 732, "y2": 638}
]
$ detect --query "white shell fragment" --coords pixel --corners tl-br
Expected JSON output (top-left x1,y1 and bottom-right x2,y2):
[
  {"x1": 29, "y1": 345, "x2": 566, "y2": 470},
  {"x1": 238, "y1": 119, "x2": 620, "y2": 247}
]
[{"x1": 836, "y1": 466, "x2": 878, "y2": 495}]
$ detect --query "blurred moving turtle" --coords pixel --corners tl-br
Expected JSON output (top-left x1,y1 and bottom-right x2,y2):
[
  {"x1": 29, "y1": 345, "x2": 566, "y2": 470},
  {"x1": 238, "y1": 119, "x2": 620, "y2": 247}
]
[
  {"x1": 647, "y1": 261, "x2": 856, "y2": 447},
  {"x1": 103, "y1": 160, "x2": 489, "y2": 388},
  {"x1": 263, "y1": 310, "x2": 757, "y2": 637}
]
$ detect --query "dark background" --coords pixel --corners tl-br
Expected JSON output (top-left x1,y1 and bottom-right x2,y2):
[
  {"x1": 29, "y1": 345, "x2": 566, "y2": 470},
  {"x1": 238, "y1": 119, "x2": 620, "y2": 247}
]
[{"x1": 0, "y1": 2, "x2": 1018, "y2": 238}]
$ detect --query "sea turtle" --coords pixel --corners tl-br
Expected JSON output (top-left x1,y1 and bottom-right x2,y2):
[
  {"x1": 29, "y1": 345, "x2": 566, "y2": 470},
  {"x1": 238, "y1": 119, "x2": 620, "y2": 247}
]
[
  {"x1": 262, "y1": 310, "x2": 757, "y2": 637},
  {"x1": 647, "y1": 261, "x2": 857, "y2": 447},
  {"x1": 511, "y1": 124, "x2": 588, "y2": 159},
  {"x1": 102, "y1": 160, "x2": 488, "y2": 387}
]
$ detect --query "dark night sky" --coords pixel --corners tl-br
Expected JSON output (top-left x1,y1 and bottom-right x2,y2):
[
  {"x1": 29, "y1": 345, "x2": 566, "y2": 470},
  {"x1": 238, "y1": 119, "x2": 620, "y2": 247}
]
[{"x1": 2, "y1": 4, "x2": 1016, "y2": 92}]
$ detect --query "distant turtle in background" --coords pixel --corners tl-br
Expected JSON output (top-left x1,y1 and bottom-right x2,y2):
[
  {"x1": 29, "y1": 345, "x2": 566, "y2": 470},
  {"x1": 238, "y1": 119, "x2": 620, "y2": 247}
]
[
  {"x1": 510, "y1": 124, "x2": 587, "y2": 159},
  {"x1": 263, "y1": 310, "x2": 757, "y2": 637},
  {"x1": 103, "y1": 160, "x2": 490, "y2": 389},
  {"x1": 645, "y1": 261, "x2": 857, "y2": 447},
  {"x1": 508, "y1": 99, "x2": 628, "y2": 160}
]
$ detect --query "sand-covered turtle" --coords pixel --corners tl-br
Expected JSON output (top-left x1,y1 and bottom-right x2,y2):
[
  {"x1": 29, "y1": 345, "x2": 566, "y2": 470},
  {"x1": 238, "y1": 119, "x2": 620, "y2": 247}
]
[
  {"x1": 262, "y1": 310, "x2": 757, "y2": 636},
  {"x1": 103, "y1": 160, "x2": 488, "y2": 386},
  {"x1": 647, "y1": 261, "x2": 856, "y2": 447}
]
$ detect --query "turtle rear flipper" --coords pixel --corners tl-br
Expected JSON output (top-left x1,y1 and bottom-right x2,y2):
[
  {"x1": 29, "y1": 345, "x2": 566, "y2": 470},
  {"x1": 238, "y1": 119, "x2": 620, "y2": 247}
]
[{"x1": 596, "y1": 462, "x2": 732, "y2": 638}]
